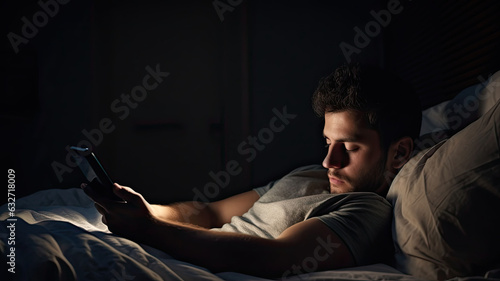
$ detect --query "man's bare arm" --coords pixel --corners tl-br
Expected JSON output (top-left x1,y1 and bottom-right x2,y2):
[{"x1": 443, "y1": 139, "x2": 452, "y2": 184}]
[
  {"x1": 84, "y1": 183, "x2": 355, "y2": 278},
  {"x1": 140, "y1": 216, "x2": 355, "y2": 277},
  {"x1": 150, "y1": 190, "x2": 260, "y2": 228}
]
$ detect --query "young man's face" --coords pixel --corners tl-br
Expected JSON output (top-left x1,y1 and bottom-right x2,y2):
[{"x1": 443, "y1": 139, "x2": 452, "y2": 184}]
[{"x1": 322, "y1": 110, "x2": 390, "y2": 194}]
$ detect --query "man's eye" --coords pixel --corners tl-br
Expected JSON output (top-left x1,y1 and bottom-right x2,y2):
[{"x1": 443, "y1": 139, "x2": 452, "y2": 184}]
[
  {"x1": 345, "y1": 146, "x2": 359, "y2": 152},
  {"x1": 324, "y1": 143, "x2": 331, "y2": 148}
]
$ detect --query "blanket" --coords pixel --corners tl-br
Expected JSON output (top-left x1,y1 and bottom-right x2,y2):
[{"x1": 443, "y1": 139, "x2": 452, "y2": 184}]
[{"x1": 0, "y1": 188, "x2": 423, "y2": 281}]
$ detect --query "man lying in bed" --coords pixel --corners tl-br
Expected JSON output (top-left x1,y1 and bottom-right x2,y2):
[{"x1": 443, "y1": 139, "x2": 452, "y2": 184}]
[{"x1": 83, "y1": 63, "x2": 422, "y2": 278}]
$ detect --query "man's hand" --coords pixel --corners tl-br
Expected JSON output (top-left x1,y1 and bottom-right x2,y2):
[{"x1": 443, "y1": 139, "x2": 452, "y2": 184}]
[{"x1": 82, "y1": 183, "x2": 158, "y2": 238}]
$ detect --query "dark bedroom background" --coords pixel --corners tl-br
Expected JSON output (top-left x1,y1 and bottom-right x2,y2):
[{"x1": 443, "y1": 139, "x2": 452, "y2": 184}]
[{"x1": 3, "y1": 0, "x2": 405, "y2": 204}]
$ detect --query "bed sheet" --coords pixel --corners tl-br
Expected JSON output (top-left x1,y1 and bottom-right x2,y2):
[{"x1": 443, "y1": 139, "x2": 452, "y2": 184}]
[{"x1": 0, "y1": 188, "x2": 423, "y2": 281}]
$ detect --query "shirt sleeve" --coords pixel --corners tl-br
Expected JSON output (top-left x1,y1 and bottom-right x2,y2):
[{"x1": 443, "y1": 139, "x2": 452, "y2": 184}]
[
  {"x1": 253, "y1": 164, "x2": 325, "y2": 197},
  {"x1": 314, "y1": 193, "x2": 393, "y2": 266},
  {"x1": 252, "y1": 181, "x2": 275, "y2": 197}
]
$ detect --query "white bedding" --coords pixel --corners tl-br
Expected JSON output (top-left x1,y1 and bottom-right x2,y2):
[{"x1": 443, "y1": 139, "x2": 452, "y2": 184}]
[{"x1": 0, "y1": 188, "x2": 422, "y2": 281}]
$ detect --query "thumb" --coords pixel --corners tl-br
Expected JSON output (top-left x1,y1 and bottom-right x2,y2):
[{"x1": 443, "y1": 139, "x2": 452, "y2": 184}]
[{"x1": 112, "y1": 183, "x2": 144, "y2": 206}]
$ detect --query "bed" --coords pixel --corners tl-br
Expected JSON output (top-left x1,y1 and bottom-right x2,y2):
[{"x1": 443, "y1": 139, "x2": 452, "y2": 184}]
[
  {"x1": 0, "y1": 188, "x2": 419, "y2": 281},
  {"x1": 1, "y1": 69, "x2": 500, "y2": 281}
]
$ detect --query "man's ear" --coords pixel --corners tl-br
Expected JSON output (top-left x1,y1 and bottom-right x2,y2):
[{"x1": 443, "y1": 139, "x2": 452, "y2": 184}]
[{"x1": 390, "y1": 137, "x2": 414, "y2": 169}]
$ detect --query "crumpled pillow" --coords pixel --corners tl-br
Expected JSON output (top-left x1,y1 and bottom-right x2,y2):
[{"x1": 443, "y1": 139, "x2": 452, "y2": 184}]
[{"x1": 387, "y1": 95, "x2": 500, "y2": 280}]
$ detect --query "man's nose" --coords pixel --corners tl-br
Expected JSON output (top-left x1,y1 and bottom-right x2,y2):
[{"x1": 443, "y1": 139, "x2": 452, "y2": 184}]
[{"x1": 322, "y1": 143, "x2": 346, "y2": 169}]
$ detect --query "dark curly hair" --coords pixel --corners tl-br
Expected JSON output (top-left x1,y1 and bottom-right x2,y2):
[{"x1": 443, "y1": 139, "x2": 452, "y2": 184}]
[{"x1": 312, "y1": 63, "x2": 422, "y2": 151}]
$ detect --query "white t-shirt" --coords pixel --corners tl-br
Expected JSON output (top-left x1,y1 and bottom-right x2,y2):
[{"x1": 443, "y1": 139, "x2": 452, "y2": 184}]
[{"x1": 211, "y1": 165, "x2": 393, "y2": 266}]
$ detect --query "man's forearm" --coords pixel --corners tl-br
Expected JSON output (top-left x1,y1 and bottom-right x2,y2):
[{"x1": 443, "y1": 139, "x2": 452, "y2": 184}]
[
  {"x1": 151, "y1": 190, "x2": 260, "y2": 229},
  {"x1": 136, "y1": 217, "x2": 291, "y2": 277},
  {"x1": 130, "y1": 217, "x2": 352, "y2": 278},
  {"x1": 151, "y1": 201, "x2": 216, "y2": 228}
]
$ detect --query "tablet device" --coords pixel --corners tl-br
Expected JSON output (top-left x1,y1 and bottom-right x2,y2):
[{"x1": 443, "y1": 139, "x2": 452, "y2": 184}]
[{"x1": 70, "y1": 146, "x2": 123, "y2": 201}]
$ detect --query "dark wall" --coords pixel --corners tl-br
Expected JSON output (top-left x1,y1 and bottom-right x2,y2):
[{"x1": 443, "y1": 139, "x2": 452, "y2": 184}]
[
  {"x1": 1, "y1": 0, "x2": 385, "y2": 204},
  {"x1": 2, "y1": 0, "x2": 94, "y2": 202},
  {"x1": 384, "y1": 0, "x2": 500, "y2": 109},
  {"x1": 247, "y1": 0, "x2": 384, "y2": 187}
]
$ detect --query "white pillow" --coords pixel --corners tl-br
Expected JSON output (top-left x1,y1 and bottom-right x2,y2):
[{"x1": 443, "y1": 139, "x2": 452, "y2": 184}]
[
  {"x1": 419, "y1": 100, "x2": 451, "y2": 136},
  {"x1": 420, "y1": 70, "x2": 500, "y2": 137},
  {"x1": 444, "y1": 70, "x2": 500, "y2": 133}
]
